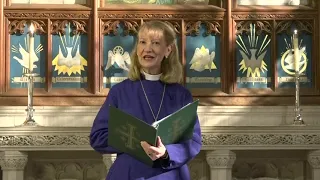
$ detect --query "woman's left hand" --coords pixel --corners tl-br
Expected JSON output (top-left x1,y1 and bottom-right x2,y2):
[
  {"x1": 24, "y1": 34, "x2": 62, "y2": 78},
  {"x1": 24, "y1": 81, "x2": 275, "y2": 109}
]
[{"x1": 141, "y1": 136, "x2": 167, "y2": 161}]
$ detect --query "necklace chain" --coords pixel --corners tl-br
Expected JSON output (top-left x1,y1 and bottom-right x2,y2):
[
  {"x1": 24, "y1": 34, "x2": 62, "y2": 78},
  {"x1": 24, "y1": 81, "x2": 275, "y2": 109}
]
[{"x1": 140, "y1": 80, "x2": 166, "y2": 122}]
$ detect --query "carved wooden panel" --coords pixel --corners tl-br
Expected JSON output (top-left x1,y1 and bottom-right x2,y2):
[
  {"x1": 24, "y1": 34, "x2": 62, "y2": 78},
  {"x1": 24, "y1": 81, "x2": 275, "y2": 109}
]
[
  {"x1": 101, "y1": 20, "x2": 139, "y2": 89},
  {"x1": 185, "y1": 20, "x2": 222, "y2": 91},
  {"x1": 3, "y1": 10, "x2": 92, "y2": 96},
  {"x1": 11, "y1": 0, "x2": 87, "y2": 4},
  {"x1": 231, "y1": 10, "x2": 318, "y2": 96},
  {"x1": 237, "y1": 0, "x2": 309, "y2": 6},
  {"x1": 50, "y1": 20, "x2": 89, "y2": 89},
  {"x1": 275, "y1": 20, "x2": 313, "y2": 89},
  {"x1": 0, "y1": 1, "x2": 319, "y2": 106},
  {"x1": 9, "y1": 20, "x2": 47, "y2": 89},
  {"x1": 234, "y1": 20, "x2": 272, "y2": 89}
]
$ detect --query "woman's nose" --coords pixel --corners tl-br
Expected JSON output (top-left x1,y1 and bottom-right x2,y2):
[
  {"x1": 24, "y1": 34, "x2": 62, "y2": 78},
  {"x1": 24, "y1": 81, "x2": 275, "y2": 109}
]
[{"x1": 144, "y1": 42, "x2": 152, "y2": 51}]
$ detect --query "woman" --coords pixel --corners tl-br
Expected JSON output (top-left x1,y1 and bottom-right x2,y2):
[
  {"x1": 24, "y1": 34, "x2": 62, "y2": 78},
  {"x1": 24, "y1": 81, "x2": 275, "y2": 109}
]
[{"x1": 90, "y1": 20, "x2": 202, "y2": 180}]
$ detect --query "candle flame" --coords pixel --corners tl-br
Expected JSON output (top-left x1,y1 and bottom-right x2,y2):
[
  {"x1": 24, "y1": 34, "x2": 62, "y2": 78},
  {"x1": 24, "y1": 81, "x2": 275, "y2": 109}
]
[{"x1": 29, "y1": 23, "x2": 35, "y2": 34}]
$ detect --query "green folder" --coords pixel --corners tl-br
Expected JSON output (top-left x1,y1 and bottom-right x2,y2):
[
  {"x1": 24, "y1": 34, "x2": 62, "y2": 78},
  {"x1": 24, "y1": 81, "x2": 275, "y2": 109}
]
[{"x1": 108, "y1": 99, "x2": 199, "y2": 166}]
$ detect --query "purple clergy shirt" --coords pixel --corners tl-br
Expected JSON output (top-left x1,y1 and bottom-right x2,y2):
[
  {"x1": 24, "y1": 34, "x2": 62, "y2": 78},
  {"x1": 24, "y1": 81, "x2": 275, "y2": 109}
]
[{"x1": 90, "y1": 78, "x2": 202, "y2": 180}]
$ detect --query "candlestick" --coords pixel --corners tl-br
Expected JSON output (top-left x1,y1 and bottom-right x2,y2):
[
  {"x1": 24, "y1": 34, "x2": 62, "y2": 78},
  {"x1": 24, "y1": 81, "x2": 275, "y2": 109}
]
[
  {"x1": 292, "y1": 29, "x2": 304, "y2": 125},
  {"x1": 29, "y1": 23, "x2": 34, "y2": 73},
  {"x1": 16, "y1": 22, "x2": 40, "y2": 127},
  {"x1": 293, "y1": 30, "x2": 299, "y2": 72}
]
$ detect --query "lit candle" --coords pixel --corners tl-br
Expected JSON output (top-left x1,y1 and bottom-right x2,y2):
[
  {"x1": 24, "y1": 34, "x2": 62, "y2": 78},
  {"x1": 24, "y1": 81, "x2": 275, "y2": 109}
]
[
  {"x1": 293, "y1": 30, "x2": 299, "y2": 72},
  {"x1": 29, "y1": 23, "x2": 35, "y2": 73}
]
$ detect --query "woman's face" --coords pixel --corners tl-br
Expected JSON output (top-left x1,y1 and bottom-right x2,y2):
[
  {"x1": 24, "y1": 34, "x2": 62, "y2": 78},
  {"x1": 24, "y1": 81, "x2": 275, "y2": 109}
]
[{"x1": 136, "y1": 29, "x2": 172, "y2": 75}]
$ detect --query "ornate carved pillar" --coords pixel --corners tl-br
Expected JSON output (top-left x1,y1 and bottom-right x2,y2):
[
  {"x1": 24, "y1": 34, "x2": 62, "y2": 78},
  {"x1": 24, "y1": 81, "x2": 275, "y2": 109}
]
[
  {"x1": 102, "y1": 154, "x2": 117, "y2": 173},
  {"x1": 308, "y1": 150, "x2": 320, "y2": 180},
  {"x1": 0, "y1": 151, "x2": 28, "y2": 180},
  {"x1": 206, "y1": 150, "x2": 236, "y2": 180}
]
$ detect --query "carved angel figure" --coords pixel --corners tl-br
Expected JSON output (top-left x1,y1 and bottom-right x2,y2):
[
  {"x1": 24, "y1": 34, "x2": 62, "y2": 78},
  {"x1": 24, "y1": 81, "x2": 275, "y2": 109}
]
[{"x1": 105, "y1": 46, "x2": 131, "y2": 71}]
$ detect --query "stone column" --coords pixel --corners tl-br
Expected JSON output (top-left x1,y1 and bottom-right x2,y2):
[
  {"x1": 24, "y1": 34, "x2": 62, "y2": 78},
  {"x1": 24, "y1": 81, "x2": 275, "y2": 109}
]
[
  {"x1": 307, "y1": 150, "x2": 320, "y2": 180},
  {"x1": 206, "y1": 150, "x2": 236, "y2": 180},
  {"x1": 102, "y1": 154, "x2": 117, "y2": 173},
  {"x1": 0, "y1": 151, "x2": 28, "y2": 180}
]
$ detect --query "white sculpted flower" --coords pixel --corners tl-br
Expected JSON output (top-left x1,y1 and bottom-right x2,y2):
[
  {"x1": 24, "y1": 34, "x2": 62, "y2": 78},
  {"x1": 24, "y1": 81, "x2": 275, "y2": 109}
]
[{"x1": 189, "y1": 45, "x2": 216, "y2": 72}]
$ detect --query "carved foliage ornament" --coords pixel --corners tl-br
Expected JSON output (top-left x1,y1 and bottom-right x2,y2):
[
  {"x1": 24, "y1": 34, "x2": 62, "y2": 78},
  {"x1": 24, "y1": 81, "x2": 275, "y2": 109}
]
[
  {"x1": 236, "y1": 21, "x2": 272, "y2": 35},
  {"x1": 0, "y1": 157, "x2": 28, "y2": 170},
  {"x1": 308, "y1": 156, "x2": 320, "y2": 168},
  {"x1": 202, "y1": 134, "x2": 320, "y2": 146},
  {"x1": 8, "y1": 20, "x2": 46, "y2": 35},
  {"x1": 1, "y1": 133, "x2": 320, "y2": 147},
  {"x1": 231, "y1": 14, "x2": 316, "y2": 20},
  {"x1": 102, "y1": 154, "x2": 117, "y2": 173},
  {"x1": 99, "y1": 13, "x2": 224, "y2": 20},
  {"x1": 185, "y1": 21, "x2": 221, "y2": 36},
  {"x1": 187, "y1": 157, "x2": 208, "y2": 180},
  {"x1": 142, "y1": 20, "x2": 182, "y2": 35},
  {"x1": 0, "y1": 135, "x2": 89, "y2": 146},
  {"x1": 102, "y1": 20, "x2": 139, "y2": 36},
  {"x1": 206, "y1": 156, "x2": 236, "y2": 168},
  {"x1": 165, "y1": 21, "x2": 181, "y2": 34},
  {"x1": 51, "y1": 20, "x2": 87, "y2": 35},
  {"x1": 276, "y1": 20, "x2": 313, "y2": 34},
  {"x1": 5, "y1": 12, "x2": 90, "y2": 19}
]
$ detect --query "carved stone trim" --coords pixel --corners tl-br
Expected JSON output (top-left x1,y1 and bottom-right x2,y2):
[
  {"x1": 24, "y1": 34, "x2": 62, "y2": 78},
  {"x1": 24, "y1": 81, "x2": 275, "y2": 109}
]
[
  {"x1": 206, "y1": 150, "x2": 236, "y2": 168},
  {"x1": 0, "y1": 151, "x2": 28, "y2": 170},
  {"x1": 99, "y1": 13, "x2": 224, "y2": 20},
  {"x1": 308, "y1": 150, "x2": 320, "y2": 168},
  {"x1": 188, "y1": 155, "x2": 209, "y2": 180},
  {"x1": 5, "y1": 12, "x2": 90, "y2": 19},
  {"x1": 1, "y1": 133, "x2": 320, "y2": 150},
  {"x1": 0, "y1": 135, "x2": 89, "y2": 147},
  {"x1": 102, "y1": 154, "x2": 117, "y2": 173},
  {"x1": 202, "y1": 133, "x2": 320, "y2": 147},
  {"x1": 231, "y1": 14, "x2": 316, "y2": 20}
]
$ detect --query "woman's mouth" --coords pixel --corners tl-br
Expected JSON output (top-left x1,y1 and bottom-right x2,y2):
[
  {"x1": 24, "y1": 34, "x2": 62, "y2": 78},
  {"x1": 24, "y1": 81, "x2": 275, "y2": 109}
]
[{"x1": 143, "y1": 55, "x2": 155, "y2": 61}]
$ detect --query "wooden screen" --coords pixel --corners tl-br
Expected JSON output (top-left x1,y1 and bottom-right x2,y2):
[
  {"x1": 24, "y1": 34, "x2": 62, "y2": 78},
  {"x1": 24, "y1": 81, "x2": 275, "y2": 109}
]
[{"x1": 0, "y1": 0, "x2": 319, "y2": 106}]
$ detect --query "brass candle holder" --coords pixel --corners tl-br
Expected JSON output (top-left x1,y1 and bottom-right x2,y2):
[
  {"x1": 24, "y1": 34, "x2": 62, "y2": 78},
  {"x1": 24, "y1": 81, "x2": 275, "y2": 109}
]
[
  {"x1": 20, "y1": 23, "x2": 39, "y2": 127},
  {"x1": 22, "y1": 72, "x2": 39, "y2": 126},
  {"x1": 292, "y1": 29, "x2": 304, "y2": 125}
]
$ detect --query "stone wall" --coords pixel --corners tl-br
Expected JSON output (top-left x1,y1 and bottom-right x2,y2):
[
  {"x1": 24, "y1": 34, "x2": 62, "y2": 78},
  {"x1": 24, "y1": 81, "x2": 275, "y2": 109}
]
[{"x1": 0, "y1": 105, "x2": 320, "y2": 180}]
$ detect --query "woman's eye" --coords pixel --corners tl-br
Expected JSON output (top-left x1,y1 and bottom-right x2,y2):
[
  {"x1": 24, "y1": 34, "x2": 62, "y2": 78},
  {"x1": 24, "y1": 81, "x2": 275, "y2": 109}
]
[{"x1": 139, "y1": 40, "x2": 145, "y2": 44}]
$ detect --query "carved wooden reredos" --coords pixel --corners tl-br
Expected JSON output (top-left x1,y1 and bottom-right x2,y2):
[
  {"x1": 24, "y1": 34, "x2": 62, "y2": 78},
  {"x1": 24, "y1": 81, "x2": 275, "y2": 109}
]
[{"x1": 0, "y1": 0, "x2": 319, "y2": 106}]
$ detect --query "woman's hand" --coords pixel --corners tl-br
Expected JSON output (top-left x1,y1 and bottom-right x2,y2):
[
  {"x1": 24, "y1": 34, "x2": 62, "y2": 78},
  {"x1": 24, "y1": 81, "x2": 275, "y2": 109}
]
[{"x1": 141, "y1": 136, "x2": 167, "y2": 161}]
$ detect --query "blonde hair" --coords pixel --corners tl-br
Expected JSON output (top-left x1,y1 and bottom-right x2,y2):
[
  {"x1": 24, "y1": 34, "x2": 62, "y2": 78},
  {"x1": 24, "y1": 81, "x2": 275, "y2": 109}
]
[{"x1": 128, "y1": 21, "x2": 183, "y2": 84}]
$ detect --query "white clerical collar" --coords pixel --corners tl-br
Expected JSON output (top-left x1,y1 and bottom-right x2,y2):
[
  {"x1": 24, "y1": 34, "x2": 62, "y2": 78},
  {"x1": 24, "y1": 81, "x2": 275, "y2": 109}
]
[{"x1": 142, "y1": 70, "x2": 162, "y2": 81}]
